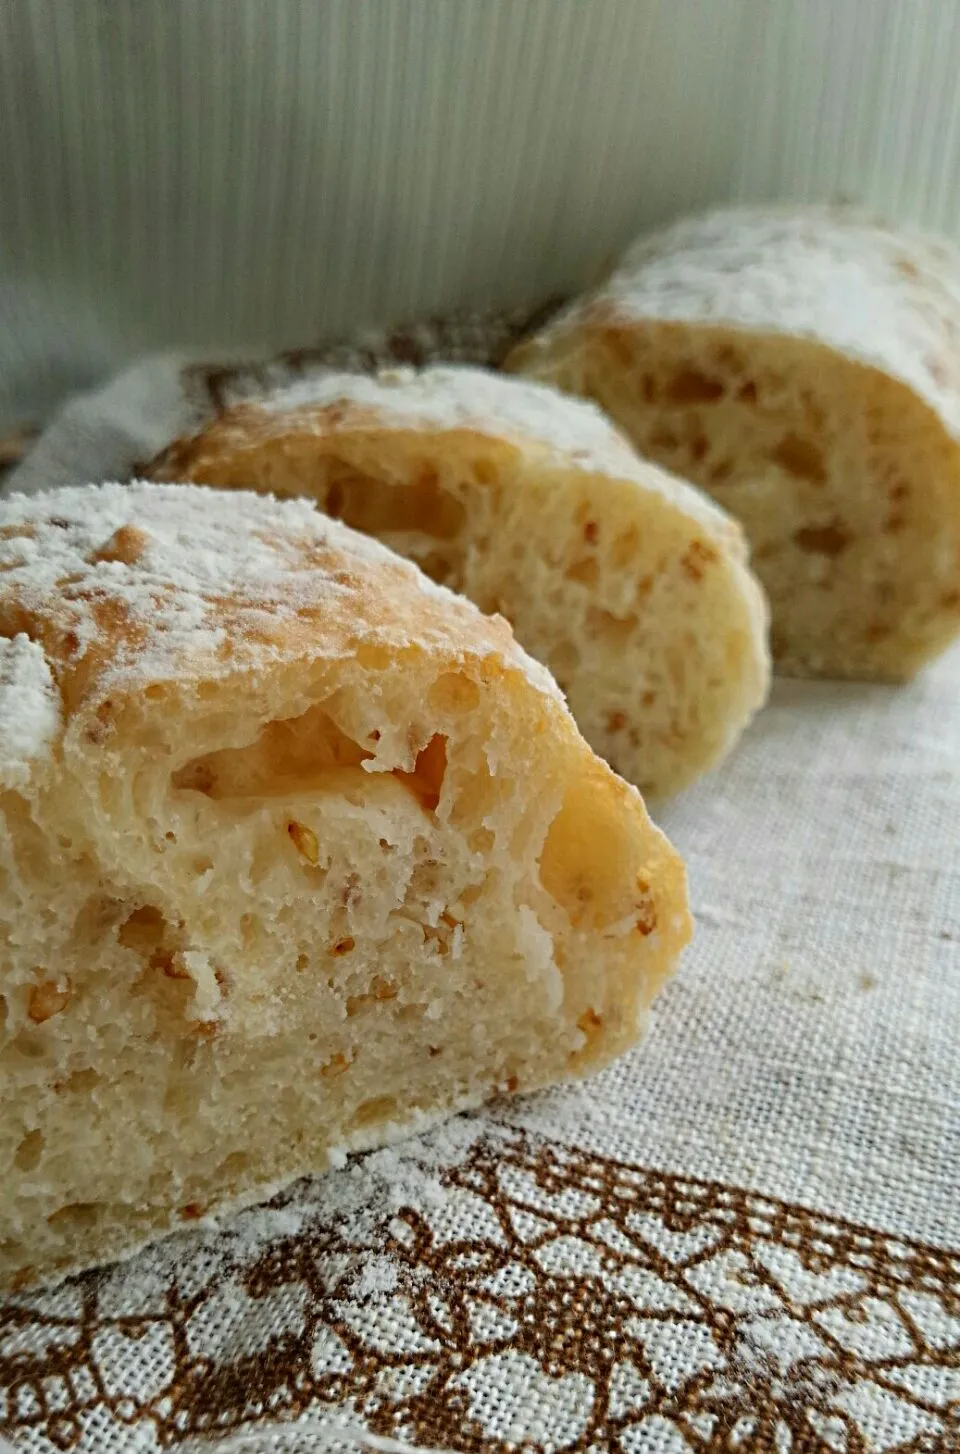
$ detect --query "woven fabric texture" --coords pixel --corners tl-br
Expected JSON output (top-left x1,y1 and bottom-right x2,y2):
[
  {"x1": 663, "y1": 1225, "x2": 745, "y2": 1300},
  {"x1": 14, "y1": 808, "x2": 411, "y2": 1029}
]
[{"x1": 1, "y1": 323, "x2": 959, "y2": 1454}]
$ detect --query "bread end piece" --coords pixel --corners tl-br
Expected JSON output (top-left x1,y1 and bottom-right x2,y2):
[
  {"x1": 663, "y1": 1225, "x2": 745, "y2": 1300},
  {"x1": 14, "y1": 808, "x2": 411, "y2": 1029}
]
[{"x1": 508, "y1": 207, "x2": 960, "y2": 681}]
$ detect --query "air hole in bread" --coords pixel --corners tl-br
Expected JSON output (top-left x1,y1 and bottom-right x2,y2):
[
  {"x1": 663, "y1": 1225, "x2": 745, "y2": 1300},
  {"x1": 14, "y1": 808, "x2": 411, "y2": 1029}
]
[
  {"x1": 611, "y1": 525, "x2": 640, "y2": 568},
  {"x1": 0, "y1": 995, "x2": 7, "y2": 1037},
  {"x1": 356, "y1": 644, "x2": 391, "y2": 671},
  {"x1": 350, "y1": 1095, "x2": 399, "y2": 1130},
  {"x1": 664, "y1": 368, "x2": 725, "y2": 405},
  {"x1": 46, "y1": 1201, "x2": 101, "y2": 1230},
  {"x1": 164, "y1": 1079, "x2": 195, "y2": 1117},
  {"x1": 287, "y1": 820, "x2": 320, "y2": 866},
  {"x1": 427, "y1": 672, "x2": 480, "y2": 714},
  {"x1": 550, "y1": 640, "x2": 580, "y2": 679},
  {"x1": 27, "y1": 978, "x2": 72, "y2": 1024},
  {"x1": 73, "y1": 894, "x2": 123, "y2": 942},
  {"x1": 346, "y1": 977, "x2": 397, "y2": 1016},
  {"x1": 320, "y1": 1052, "x2": 351, "y2": 1079},
  {"x1": 323, "y1": 462, "x2": 466, "y2": 539},
  {"x1": 54, "y1": 1068, "x2": 100, "y2": 1095},
  {"x1": 540, "y1": 778, "x2": 654, "y2": 933},
  {"x1": 569, "y1": 1008, "x2": 607, "y2": 1070},
  {"x1": 392, "y1": 734, "x2": 448, "y2": 814},
  {"x1": 770, "y1": 433, "x2": 827, "y2": 485},
  {"x1": 794, "y1": 521, "x2": 851, "y2": 557},
  {"x1": 117, "y1": 907, "x2": 199, "y2": 1027},
  {"x1": 14, "y1": 1129, "x2": 44, "y2": 1172},
  {"x1": 175, "y1": 706, "x2": 449, "y2": 818},
  {"x1": 172, "y1": 703, "x2": 374, "y2": 800},
  {"x1": 565, "y1": 556, "x2": 599, "y2": 586},
  {"x1": 681, "y1": 540, "x2": 719, "y2": 582},
  {"x1": 578, "y1": 1007, "x2": 603, "y2": 1037},
  {"x1": 587, "y1": 607, "x2": 636, "y2": 645},
  {"x1": 2, "y1": 790, "x2": 51, "y2": 881},
  {"x1": 425, "y1": 757, "x2": 490, "y2": 830},
  {"x1": 416, "y1": 551, "x2": 458, "y2": 586},
  {"x1": 118, "y1": 904, "x2": 171, "y2": 955},
  {"x1": 217, "y1": 1151, "x2": 253, "y2": 1180},
  {"x1": 11, "y1": 1031, "x2": 47, "y2": 1060}
]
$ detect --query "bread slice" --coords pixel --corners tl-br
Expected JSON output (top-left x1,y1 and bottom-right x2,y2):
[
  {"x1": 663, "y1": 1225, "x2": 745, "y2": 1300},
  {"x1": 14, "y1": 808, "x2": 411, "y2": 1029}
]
[
  {"x1": 0, "y1": 482, "x2": 689, "y2": 1290},
  {"x1": 149, "y1": 365, "x2": 769, "y2": 798},
  {"x1": 507, "y1": 206, "x2": 960, "y2": 680}
]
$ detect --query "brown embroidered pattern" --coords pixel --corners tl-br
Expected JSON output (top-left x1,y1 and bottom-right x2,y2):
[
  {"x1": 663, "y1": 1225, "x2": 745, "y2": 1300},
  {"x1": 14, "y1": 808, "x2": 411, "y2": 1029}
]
[
  {"x1": 2, "y1": 1127, "x2": 959, "y2": 1453},
  {"x1": 177, "y1": 300, "x2": 563, "y2": 423},
  {"x1": 133, "y1": 301, "x2": 560, "y2": 480}
]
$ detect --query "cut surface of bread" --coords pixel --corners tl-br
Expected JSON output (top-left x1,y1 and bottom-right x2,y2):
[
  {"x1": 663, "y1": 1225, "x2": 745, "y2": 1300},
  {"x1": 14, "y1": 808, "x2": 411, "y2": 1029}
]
[
  {"x1": 507, "y1": 206, "x2": 960, "y2": 680},
  {"x1": 0, "y1": 482, "x2": 690, "y2": 1290},
  {"x1": 149, "y1": 365, "x2": 769, "y2": 798}
]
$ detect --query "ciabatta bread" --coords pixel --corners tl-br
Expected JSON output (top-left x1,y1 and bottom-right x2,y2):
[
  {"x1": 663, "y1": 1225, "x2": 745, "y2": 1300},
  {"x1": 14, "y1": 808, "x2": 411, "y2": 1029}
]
[
  {"x1": 507, "y1": 207, "x2": 960, "y2": 680},
  {"x1": 0, "y1": 483, "x2": 690, "y2": 1290},
  {"x1": 149, "y1": 365, "x2": 769, "y2": 798}
]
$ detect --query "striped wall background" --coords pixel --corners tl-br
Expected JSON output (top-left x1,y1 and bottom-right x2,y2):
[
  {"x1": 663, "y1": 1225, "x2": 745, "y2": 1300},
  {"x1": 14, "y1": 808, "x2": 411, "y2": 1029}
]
[{"x1": 2, "y1": 0, "x2": 959, "y2": 430}]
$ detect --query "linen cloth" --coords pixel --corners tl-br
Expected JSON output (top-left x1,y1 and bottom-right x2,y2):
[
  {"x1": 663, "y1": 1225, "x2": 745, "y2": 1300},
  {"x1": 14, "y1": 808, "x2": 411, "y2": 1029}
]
[{"x1": 0, "y1": 320, "x2": 958, "y2": 1454}]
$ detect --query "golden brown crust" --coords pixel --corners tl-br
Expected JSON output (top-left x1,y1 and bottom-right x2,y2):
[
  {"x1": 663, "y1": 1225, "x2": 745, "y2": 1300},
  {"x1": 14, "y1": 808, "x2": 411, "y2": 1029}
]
[
  {"x1": 0, "y1": 481, "x2": 555, "y2": 733},
  {"x1": 150, "y1": 365, "x2": 741, "y2": 541}
]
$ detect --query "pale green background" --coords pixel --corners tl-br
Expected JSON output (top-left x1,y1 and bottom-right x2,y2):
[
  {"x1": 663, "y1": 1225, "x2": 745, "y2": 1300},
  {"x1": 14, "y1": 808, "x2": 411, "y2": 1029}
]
[{"x1": 2, "y1": 0, "x2": 959, "y2": 429}]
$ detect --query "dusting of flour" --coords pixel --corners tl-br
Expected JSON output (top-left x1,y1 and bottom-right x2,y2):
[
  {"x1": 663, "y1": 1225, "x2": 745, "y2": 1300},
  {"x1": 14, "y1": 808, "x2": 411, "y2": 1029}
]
[
  {"x1": 257, "y1": 364, "x2": 644, "y2": 481},
  {"x1": 0, "y1": 480, "x2": 566, "y2": 785},
  {"x1": 536, "y1": 204, "x2": 960, "y2": 442},
  {"x1": 0, "y1": 633, "x2": 61, "y2": 786},
  {"x1": 246, "y1": 364, "x2": 734, "y2": 539}
]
